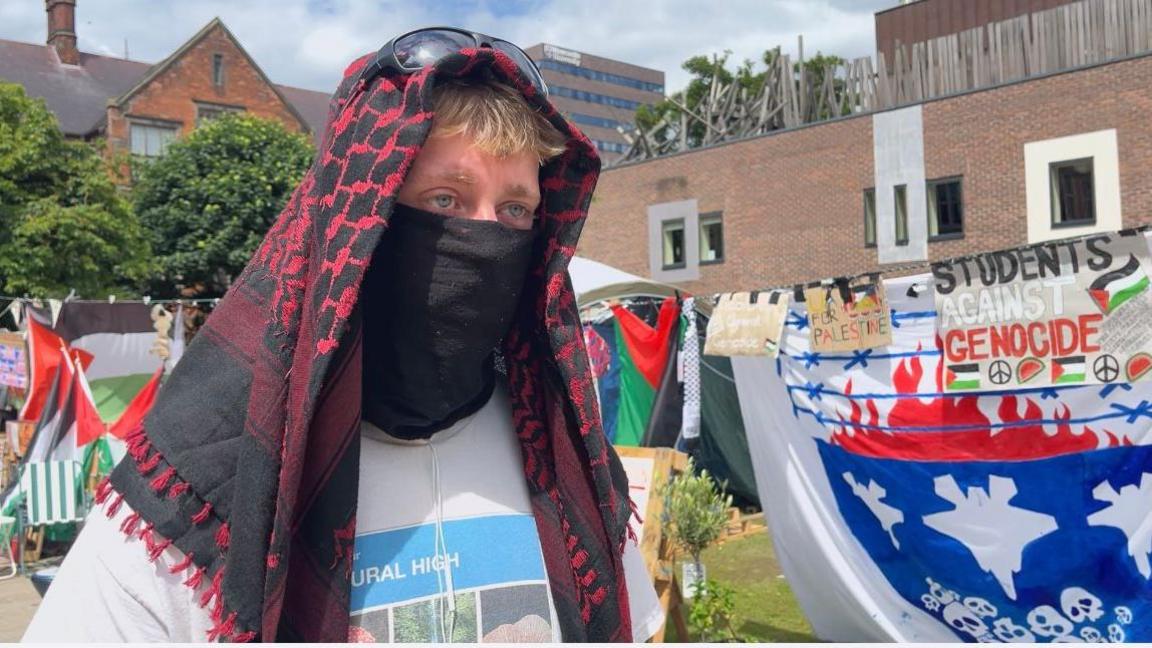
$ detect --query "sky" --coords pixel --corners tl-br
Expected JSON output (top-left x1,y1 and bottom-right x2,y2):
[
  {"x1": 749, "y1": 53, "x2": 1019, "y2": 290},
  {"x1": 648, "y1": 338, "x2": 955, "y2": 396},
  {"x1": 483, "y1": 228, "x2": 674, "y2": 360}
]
[{"x1": 0, "y1": 0, "x2": 894, "y2": 94}]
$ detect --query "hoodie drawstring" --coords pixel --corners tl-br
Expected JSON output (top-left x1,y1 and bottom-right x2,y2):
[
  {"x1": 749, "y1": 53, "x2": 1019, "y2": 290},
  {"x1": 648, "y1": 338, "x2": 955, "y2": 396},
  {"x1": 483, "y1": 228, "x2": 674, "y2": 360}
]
[{"x1": 429, "y1": 441, "x2": 456, "y2": 641}]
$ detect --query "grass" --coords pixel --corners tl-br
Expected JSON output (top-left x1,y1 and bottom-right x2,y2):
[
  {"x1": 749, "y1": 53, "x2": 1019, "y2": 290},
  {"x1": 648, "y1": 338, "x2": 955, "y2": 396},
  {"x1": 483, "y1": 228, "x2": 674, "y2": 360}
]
[{"x1": 666, "y1": 531, "x2": 819, "y2": 643}]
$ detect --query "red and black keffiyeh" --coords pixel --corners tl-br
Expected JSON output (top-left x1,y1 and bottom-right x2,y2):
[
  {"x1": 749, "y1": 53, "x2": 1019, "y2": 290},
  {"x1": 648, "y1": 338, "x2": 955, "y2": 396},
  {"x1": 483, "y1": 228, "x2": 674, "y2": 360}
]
[{"x1": 101, "y1": 48, "x2": 636, "y2": 642}]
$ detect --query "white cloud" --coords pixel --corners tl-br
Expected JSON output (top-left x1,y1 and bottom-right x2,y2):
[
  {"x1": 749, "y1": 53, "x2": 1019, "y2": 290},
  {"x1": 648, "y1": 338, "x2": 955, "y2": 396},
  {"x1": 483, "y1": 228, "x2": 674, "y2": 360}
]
[{"x1": 0, "y1": 0, "x2": 891, "y2": 93}]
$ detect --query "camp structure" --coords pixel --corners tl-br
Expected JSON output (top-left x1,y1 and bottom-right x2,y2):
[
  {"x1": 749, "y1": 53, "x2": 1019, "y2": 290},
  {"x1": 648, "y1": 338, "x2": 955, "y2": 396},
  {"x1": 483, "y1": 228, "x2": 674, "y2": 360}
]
[{"x1": 570, "y1": 257, "x2": 759, "y2": 507}]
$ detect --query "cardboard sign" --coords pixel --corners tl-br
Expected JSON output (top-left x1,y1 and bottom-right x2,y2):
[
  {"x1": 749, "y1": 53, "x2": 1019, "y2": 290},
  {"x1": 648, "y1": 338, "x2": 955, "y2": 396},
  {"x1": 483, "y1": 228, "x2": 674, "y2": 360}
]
[
  {"x1": 0, "y1": 332, "x2": 25, "y2": 389},
  {"x1": 933, "y1": 232, "x2": 1152, "y2": 391},
  {"x1": 703, "y1": 291, "x2": 790, "y2": 357},
  {"x1": 805, "y1": 279, "x2": 892, "y2": 352}
]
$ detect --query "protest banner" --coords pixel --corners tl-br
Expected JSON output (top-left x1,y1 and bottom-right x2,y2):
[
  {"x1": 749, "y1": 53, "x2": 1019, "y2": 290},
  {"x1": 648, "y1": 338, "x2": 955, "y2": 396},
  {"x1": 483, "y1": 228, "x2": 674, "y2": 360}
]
[
  {"x1": 0, "y1": 331, "x2": 26, "y2": 389},
  {"x1": 806, "y1": 278, "x2": 892, "y2": 352},
  {"x1": 703, "y1": 291, "x2": 789, "y2": 357},
  {"x1": 933, "y1": 232, "x2": 1152, "y2": 391}
]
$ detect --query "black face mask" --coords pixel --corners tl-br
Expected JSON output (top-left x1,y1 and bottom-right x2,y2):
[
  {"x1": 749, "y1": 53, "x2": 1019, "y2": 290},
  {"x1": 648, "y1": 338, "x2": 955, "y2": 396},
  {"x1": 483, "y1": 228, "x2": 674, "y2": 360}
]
[{"x1": 360, "y1": 204, "x2": 536, "y2": 439}]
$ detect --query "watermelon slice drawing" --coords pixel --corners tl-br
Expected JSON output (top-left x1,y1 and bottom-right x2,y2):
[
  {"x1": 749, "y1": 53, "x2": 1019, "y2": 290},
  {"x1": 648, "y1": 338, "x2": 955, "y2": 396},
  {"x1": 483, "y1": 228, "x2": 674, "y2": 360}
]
[
  {"x1": 1127, "y1": 353, "x2": 1152, "y2": 382},
  {"x1": 1016, "y1": 357, "x2": 1045, "y2": 384}
]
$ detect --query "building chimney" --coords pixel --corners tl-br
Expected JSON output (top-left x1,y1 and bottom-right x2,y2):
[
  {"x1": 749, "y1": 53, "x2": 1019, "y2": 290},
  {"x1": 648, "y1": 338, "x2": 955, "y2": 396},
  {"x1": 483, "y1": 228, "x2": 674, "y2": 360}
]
[{"x1": 46, "y1": 0, "x2": 79, "y2": 65}]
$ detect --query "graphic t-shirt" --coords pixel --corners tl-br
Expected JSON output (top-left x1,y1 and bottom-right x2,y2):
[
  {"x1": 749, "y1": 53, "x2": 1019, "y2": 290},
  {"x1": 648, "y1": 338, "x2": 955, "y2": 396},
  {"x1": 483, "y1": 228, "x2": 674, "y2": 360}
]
[
  {"x1": 349, "y1": 384, "x2": 663, "y2": 643},
  {"x1": 22, "y1": 386, "x2": 662, "y2": 643}
]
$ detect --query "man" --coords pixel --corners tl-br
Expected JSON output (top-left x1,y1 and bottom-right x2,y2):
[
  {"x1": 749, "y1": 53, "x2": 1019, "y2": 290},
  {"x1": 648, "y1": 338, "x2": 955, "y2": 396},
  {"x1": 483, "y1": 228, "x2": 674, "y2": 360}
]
[{"x1": 24, "y1": 29, "x2": 662, "y2": 643}]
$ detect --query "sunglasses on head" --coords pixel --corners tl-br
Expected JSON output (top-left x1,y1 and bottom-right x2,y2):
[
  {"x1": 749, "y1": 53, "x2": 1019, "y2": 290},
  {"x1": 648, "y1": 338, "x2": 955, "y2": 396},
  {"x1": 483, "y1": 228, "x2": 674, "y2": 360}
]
[{"x1": 357, "y1": 27, "x2": 548, "y2": 98}]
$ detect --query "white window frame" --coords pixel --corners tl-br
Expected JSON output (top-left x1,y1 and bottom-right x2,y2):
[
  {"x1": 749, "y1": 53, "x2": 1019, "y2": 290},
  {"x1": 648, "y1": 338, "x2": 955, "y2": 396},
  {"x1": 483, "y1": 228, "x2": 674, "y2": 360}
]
[
  {"x1": 129, "y1": 119, "x2": 179, "y2": 159},
  {"x1": 1024, "y1": 129, "x2": 1120, "y2": 243},
  {"x1": 699, "y1": 211, "x2": 724, "y2": 265}
]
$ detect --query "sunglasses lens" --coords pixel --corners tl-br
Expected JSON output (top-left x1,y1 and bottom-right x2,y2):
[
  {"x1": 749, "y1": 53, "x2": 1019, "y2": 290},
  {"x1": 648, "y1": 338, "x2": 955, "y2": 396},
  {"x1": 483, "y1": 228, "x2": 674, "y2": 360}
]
[
  {"x1": 493, "y1": 41, "x2": 548, "y2": 95},
  {"x1": 393, "y1": 30, "x2": 475, "y2": 69}
]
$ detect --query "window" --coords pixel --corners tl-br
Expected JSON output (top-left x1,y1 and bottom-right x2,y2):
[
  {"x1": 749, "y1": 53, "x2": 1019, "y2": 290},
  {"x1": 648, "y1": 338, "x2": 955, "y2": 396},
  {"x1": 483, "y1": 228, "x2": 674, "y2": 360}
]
[
  {"x1": 567, "y1": 112, "x2": 631, "y2": 131},
  {"x1": 863, "y1": 189, "x2": 876, "y2": 247},
  {"x1": 699, "y1": 212, "x2": 723, "y2": 264},
  {"x1": 1050, "y1": 158, "x2": 1095, "y2": 226},
  {"x1": 894, "y1": 184, "x2": 909, "y2": 246},
  {"x1": 536, "y1": 59, "x2": 664, "y2": 93},
  {"x1": 196, "y1": 102, "x2": 244, "y2": 126},
  {"x1": 129, "y1": 122, "x2": 178, "y2": 158},
  {"x1": 928, "y1": 177, "x2": 963, "y2": 239},
  {"x1": 212, "y1": 53, "x2": 225, "y2": 87},
  {"x1": 591, "y1": 139, "x2": 628, "y2": 154},
  {"x1": 661, "y1": 219, "x2": 686, "y2": 269},
  {"x1": 550, "y1": 86, "x2": 644, "y2": 111}
]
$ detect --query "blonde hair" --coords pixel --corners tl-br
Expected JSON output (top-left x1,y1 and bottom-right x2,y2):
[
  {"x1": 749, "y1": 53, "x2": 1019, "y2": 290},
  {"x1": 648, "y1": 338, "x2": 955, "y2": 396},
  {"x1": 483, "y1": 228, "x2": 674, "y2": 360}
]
[{"x1": 430, "y1": 80, "x2": 568, "y2": 162}]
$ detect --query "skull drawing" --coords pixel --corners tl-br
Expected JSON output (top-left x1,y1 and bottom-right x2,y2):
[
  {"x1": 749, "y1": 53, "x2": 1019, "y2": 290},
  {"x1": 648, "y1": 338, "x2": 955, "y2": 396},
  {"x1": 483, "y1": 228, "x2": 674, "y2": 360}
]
[
  {"x1": 1027, "y1": 605, "x2": 1074, "y2": 638},
  {"x1": 921, "y1": 594, "x2": 942, "y2": 612},
  {"x1": 964, "y1": 596, "x2": 999, "y2": 619},
  {"x1": 1059, "y1": 587, "x2": 1104, "y2": 624},
  {"x1": 1108, "y1": 623, "x2": 1125, "y2": 643},
  {"x1": 943, "y1": 602, "x2": 988, "y2": 637},
  {"x1": 992, "y1": 618, "x2": 1036, "y2": 643},
  {"x1": 1079, "y1": 627, "x2": 1103, "y2": 643},
  {"x1": 926, "y1": 577, "x2": 958, "y2": 605},
  {"x1": 1114, "y1": 605, "x2": 1133, "y2": 625}
]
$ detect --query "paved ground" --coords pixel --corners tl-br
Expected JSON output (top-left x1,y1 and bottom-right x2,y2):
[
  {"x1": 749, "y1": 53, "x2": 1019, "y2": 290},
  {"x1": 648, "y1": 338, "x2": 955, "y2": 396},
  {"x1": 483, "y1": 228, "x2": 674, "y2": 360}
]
[{"x1": 0, "y1": 575, "x2": 40, "y2": 641}]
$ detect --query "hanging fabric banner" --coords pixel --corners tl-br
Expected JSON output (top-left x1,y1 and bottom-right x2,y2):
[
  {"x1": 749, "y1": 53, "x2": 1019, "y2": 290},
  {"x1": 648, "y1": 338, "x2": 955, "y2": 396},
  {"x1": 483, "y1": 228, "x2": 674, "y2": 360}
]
[
  {"x1": 730, "y1": 247, "x2": 1152, "y2": 642},
  {"x1": 703, "y1": 290, "x2": 790, "y2": 357},
  {"x1": 933, "y1": 232, "x2": 1152, "y2": 392}
]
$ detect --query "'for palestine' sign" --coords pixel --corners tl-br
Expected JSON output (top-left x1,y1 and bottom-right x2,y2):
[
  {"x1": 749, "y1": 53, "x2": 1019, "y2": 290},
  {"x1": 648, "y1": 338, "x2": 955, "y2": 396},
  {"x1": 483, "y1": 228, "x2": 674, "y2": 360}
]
[{"x1": 932, "y1": 232, "x2": 1152, "y2": 392}]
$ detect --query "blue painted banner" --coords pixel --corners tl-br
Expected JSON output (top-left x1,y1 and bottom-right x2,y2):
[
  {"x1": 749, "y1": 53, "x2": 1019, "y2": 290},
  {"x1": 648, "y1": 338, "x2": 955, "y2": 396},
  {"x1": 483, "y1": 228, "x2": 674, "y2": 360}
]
[{"x1": 732, "y1": 243, "x2": 1152, "y2": 643}]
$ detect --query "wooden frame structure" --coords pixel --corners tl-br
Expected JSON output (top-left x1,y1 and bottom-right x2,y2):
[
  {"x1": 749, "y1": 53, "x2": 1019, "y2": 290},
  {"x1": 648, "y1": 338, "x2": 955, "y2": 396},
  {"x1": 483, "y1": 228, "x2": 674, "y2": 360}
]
[
  {"x1": 615, "y1": 445, "x2": 690, "y2": 642},
  {"x1": 617, "y1": 0, "x2": 1152, "y2": 165}
]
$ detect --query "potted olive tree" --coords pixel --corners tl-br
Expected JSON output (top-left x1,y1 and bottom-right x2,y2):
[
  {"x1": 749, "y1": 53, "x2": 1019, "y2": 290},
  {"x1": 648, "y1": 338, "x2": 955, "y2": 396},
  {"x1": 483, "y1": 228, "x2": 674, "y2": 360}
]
[{"x1": 659, "y1": 458, "x2": 743, "y2": 642}]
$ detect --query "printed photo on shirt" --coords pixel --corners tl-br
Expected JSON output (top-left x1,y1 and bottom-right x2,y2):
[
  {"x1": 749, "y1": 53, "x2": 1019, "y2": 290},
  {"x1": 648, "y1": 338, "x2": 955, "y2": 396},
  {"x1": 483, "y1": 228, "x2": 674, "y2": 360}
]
[{"x1": 349, "y1": 513, "x2": 560, "y2": 643}]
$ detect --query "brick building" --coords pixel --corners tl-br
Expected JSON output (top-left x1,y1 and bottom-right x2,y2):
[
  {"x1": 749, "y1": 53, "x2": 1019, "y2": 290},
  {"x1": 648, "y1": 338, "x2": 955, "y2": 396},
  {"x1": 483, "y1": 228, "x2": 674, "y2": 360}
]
[
  {"x1": 524, "y1": 43, "x2": 664, "y2": 163},
  {"x1": 0, "y1": 0, "x2": 330, "y2": 164},
  {"x1": 578, "y1": 5, "x2": 1152, "y2": 296},
  {"x1": 874, "y1": 0, "x2": 1080, "y2": 65}
]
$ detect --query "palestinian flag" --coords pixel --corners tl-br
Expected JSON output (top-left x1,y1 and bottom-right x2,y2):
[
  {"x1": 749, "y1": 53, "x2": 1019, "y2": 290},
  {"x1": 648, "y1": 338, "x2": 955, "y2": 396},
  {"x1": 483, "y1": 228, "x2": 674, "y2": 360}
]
[
  {"x1": 25, "y1": 301, "x2": 163, "y2": 422},
  {"x1": 1090, "y1": 255, "x2": 1149, "y2": 315},
  {"x1": 108, "y1": 366, "x2": 164, "y2": 439},
  {"x1": 71, "y1": 361, "x2": 107, "y2": 448},
  {"x1": 945, "y1": 364, "x2": 981, "y2": 391},
  {"x1": 609, "y1": 298, "x2": 681, "y2": 447},
  {"x1": 19, "y1": 318, "x2": 93, "y2": 422},
  {"x1": 24, "y1": 350, "x2": 80, "y2": 463},
  {"x1": 1052, "y1": 356, "x2": 1087, "y2": 384}
]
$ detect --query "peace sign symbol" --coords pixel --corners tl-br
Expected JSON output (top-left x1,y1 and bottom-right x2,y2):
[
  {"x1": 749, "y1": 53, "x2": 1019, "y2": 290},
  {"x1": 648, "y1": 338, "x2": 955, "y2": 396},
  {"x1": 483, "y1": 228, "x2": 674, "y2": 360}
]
[
  {"x1": 988, "y1": 360, "x2": 1012, "y2": 385},
  {"x1": 1094, "y1": 354, "x2": 1120, "y2": 383}
]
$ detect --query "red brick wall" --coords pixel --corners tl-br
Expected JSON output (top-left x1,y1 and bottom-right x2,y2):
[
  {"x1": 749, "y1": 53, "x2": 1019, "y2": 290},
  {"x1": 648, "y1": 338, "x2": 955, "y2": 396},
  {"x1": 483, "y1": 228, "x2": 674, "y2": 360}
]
[
  {"x1": 579, "y1": 54, "x2": 1152, "y2": 295},
  {"x1": 105, "y1": 23, "x2": 306, "y2": 161}
]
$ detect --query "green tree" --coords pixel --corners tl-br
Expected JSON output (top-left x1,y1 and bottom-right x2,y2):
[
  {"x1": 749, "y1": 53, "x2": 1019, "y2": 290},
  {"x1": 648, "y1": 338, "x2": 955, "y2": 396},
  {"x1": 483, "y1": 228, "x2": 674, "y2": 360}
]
[
  {"x1": 659, "y1": 458, "x2": 732, "y2": 577},
  {"x1": 634, "y1": 47, "x2": 846, "y2": 149},
  {"x1": 133, "y1": 113, "x2": 313, "y2": 296},
  {"x1": 0, "y1": 82, "x2": 149, "y2": 297},
  {"x1": 0, "y1": 200, "x2": 151, "y2": 298}
]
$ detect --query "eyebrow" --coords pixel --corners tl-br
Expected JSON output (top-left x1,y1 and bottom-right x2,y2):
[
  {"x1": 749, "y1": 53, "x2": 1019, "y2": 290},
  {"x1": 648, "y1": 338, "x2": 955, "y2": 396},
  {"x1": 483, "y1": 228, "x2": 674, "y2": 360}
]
[{"x1": 433, "y1": 169, "x2": 539, "y2": 201}]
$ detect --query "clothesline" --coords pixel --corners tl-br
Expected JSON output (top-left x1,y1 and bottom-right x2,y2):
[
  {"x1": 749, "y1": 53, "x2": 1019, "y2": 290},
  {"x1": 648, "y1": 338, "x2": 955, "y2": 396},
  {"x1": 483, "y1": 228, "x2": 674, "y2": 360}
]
[
  {"x1": 705, "y1": 224, "x2": 1152, "y2": 302},
  {"x1": 0, "y1": 295, "x2": 220, "y2": 306}
]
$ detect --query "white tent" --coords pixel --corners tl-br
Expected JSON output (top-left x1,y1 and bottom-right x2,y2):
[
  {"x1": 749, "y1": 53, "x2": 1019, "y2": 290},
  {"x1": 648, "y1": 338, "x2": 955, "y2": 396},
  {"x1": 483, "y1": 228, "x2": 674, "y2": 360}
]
[{"x1": 569, "y1": 256, "x2": 710, "y2": 314}]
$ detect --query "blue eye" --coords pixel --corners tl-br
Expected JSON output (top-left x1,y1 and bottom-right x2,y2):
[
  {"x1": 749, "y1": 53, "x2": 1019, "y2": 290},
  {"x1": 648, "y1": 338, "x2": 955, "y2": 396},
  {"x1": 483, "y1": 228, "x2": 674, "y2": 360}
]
[
  {"x1": 432, "y1": 195, "x2": 455, "y2": 209},
  {"x1": 505, "y1": 204, "x2": 527, "y2": 219}
]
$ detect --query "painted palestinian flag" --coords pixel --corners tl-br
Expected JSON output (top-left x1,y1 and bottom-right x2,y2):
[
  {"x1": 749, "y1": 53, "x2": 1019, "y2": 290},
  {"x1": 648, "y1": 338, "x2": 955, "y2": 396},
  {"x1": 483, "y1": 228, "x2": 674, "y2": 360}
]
[
  {"x1": 609, "y1": 298, "x2": 681, "y2": 447},
  {"x1": 1089, "y1": 254, "x2": 1149, "y2": 315},
  {"x1": 945, "y1": 364, "x2": 980, "y2": 391},
  {"x1": 26, "y1": 301, "x2": 164, "y2": 422},
  {"x1": 1052, "y1": 355, "x2": 1087, "y2": 384}
]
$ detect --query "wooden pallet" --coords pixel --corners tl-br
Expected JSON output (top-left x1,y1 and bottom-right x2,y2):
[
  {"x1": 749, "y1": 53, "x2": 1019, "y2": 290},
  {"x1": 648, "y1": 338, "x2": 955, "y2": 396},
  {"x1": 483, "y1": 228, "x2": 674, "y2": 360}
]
[{"x1": 719, "y1": 508, "x2": 767, "y2": 544}]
